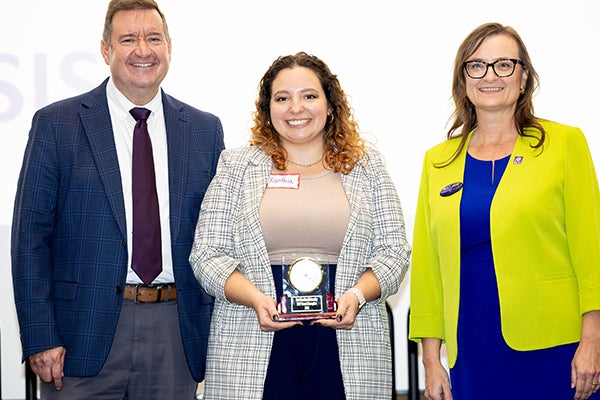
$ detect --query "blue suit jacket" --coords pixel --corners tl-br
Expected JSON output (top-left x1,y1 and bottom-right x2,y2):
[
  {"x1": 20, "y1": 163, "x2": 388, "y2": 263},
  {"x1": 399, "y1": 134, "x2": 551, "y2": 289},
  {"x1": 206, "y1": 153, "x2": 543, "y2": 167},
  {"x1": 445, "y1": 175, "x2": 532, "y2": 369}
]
[{"x1": 11, "y1": 78, "x2": 225, "y2": 381}]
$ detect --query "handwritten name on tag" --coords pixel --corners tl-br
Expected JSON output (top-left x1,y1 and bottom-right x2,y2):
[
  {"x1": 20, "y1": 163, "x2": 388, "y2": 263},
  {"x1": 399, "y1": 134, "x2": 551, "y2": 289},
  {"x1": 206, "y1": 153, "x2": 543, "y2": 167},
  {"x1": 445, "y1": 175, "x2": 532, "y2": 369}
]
[{"x1": 266, "y1": 173, "x2": 301, "y2": 189}]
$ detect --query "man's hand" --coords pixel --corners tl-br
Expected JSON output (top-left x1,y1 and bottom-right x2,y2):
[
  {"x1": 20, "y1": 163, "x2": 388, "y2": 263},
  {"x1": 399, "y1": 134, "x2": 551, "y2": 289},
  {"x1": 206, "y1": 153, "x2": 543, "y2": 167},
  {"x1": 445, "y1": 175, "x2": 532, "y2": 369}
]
[{"x1": 29, "y1": 347, "x2": 66, "y2": 390}]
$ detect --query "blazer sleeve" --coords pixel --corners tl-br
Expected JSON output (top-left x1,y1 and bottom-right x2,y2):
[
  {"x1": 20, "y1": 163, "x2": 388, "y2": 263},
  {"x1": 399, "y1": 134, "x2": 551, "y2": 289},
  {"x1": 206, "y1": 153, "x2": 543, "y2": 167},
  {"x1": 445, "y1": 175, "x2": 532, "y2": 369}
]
[
  {"x1": 11, "y1": 109, "x2": 64, "y2": 359},
  {"x1": 564, "y1": 128, "x2": 600, "y2": 313},
  {"x1": 189, "y1": 149, "x2": 244, "y2": 301},
  {"x1": 408, "y1": 149, "x2": 447, "y2": 341},
  {"x1": 361, "y1": 148, "x2": 411, "y2": 302}
]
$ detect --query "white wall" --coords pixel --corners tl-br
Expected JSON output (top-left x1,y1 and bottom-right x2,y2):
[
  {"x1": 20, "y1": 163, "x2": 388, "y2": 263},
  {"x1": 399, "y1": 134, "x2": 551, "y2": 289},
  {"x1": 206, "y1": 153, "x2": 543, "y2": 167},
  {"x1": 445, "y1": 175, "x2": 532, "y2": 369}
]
[{"x1": 1, "y1": 0, "x2": 599, "y2": 397}]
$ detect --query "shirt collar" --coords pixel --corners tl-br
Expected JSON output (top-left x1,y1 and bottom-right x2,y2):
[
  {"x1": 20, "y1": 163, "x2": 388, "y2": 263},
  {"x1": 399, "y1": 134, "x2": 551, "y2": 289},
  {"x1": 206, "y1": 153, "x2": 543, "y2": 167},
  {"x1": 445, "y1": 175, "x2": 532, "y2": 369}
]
[{"x1": 106, "y1": 77, "x2": 163, "y2": 122}]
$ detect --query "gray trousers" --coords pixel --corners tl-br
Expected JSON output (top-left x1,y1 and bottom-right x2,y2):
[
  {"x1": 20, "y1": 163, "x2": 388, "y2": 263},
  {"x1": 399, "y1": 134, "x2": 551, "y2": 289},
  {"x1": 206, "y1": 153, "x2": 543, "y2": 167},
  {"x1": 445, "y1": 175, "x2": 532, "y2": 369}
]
[{"x1": 41, "y1": 299, "x2": 197, "y2": 400}]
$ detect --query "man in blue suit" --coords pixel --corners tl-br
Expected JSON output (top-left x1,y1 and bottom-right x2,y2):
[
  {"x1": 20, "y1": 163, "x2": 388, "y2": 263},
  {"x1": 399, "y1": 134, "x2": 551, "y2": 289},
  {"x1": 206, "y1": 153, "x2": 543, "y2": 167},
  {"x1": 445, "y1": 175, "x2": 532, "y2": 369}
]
[{"x1": 11, "y1": 0, "x2": 224, "y2": 398}]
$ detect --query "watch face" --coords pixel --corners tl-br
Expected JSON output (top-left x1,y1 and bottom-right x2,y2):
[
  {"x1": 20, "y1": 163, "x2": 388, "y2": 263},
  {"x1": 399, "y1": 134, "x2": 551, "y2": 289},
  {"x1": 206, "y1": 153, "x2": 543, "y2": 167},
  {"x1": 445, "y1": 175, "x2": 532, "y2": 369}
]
[{"x1": 288, "y1": 257, "x2": 324, "y2": 293}]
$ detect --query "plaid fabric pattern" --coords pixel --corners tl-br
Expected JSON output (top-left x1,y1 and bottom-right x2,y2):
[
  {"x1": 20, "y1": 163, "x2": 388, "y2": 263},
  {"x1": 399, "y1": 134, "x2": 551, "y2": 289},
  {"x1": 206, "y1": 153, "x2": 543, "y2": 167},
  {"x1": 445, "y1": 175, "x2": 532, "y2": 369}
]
[
  {"x1": 190, "y1": 145, "x2": 411, "y2": 399},
  {"x1": 11, "y1": 79, "x2": 224, "y2": 380}
]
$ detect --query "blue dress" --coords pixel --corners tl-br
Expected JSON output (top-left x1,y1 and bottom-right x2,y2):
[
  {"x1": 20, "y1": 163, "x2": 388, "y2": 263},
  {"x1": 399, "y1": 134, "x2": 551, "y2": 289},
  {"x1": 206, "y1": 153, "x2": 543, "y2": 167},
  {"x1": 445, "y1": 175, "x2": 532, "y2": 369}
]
[{"x1": 450, "y1": 153, "x2": 595, "y2": 399}]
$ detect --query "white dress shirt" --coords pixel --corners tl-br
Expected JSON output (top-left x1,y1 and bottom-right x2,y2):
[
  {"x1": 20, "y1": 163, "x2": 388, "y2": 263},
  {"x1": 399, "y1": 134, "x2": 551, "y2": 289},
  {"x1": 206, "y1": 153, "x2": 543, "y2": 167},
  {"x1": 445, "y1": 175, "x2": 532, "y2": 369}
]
[{"x1": 106, "y1": 78, "x2": 174, "y2": 284}]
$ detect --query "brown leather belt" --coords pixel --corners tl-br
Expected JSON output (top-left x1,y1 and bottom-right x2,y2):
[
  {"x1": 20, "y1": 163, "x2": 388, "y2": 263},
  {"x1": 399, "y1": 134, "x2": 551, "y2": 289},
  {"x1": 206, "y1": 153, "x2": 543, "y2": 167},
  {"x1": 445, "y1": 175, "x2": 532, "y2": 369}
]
[{"x1": 123, "y1": 284, "x2": 177, "y2": 303}]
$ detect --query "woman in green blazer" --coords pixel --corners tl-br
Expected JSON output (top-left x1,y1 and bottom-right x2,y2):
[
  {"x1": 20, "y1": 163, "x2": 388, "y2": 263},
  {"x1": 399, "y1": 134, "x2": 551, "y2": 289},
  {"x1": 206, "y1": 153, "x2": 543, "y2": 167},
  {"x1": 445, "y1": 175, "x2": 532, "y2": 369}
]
[{"x1": 409, "y1": 23, "x2": 600, "y2": 400}]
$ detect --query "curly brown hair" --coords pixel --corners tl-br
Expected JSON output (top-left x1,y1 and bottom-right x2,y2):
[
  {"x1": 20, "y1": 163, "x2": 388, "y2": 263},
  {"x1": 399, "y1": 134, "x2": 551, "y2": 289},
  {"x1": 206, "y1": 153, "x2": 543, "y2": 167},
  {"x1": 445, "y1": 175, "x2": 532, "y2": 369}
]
[
  {"x1": 441, "y1": 22, "x2": 545, "y2": 166},
  {"x1": 250, "y1": 52, "x2": 367, "y2": 174}
]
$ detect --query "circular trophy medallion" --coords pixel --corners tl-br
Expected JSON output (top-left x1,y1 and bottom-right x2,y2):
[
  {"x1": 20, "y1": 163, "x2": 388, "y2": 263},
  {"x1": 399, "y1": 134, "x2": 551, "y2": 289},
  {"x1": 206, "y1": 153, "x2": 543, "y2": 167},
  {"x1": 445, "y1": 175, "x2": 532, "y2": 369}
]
[{"x1": 288, "y1": 257, "x2": 324, "y2": 293}]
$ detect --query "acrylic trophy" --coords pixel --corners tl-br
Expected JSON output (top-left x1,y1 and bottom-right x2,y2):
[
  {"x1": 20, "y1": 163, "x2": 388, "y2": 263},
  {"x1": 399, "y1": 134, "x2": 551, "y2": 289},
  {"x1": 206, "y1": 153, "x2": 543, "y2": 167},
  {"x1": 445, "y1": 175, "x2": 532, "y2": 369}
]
[{"x1": 276, "y1": 255, "x2": 337, "y2": 321}]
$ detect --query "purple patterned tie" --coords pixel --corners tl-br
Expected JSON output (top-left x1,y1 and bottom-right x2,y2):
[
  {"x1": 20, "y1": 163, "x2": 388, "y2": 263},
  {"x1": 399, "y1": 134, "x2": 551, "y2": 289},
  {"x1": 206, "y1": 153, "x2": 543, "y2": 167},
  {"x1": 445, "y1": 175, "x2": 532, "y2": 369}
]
[{"x1": 130, "y1": 107, "x2": 162, "y2": 285}]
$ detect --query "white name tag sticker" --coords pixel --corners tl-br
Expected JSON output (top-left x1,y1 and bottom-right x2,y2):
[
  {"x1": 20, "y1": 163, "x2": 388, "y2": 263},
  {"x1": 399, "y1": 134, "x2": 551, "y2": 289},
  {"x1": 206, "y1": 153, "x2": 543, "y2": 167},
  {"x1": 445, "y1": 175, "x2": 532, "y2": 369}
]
[{"x1": 266, "y1": 173, "x2": 300, "y2": 189}]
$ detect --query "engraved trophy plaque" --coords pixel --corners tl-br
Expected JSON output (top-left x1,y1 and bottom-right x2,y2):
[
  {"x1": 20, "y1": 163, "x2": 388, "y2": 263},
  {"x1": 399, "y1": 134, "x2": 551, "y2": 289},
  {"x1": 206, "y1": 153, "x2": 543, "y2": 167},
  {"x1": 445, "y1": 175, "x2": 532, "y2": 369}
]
[{"x1": 277, "y1": 255, "x2": 337, "y2": 321}]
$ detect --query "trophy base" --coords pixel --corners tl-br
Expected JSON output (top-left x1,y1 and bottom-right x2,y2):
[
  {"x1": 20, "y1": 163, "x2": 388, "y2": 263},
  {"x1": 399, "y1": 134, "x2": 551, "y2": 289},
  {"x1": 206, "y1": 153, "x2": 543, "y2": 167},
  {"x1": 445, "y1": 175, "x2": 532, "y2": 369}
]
[
  {"x1": 277, "y1": 311, "x2": 338, "y2": 321},
  {"x1": 276, "y1": 292, "x2": 337, "y2": 321}
]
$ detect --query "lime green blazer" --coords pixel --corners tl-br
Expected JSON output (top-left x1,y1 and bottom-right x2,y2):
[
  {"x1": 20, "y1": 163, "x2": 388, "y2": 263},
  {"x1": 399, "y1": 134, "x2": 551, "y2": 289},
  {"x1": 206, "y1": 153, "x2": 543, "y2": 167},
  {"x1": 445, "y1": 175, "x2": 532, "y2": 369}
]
[{"x1": 409, "y1": 120, "x2": 600, "y2": 367}]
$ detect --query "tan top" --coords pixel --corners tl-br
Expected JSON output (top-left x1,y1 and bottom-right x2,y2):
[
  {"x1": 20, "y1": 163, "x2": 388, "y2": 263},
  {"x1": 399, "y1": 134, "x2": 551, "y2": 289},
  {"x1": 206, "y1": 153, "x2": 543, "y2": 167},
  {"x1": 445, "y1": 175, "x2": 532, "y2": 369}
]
[{"x1": 259, "y1": 169, "x2": 350, "y2": 264}]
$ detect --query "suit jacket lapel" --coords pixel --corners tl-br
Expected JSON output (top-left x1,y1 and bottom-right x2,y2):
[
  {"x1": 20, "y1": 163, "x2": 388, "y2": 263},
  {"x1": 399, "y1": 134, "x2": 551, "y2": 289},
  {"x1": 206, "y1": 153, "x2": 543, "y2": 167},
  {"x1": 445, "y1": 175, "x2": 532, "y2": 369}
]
[
  {"x1": 80, "y1": 81, "x2": 127, "y2": 237},
  {"x1": 162, "y1": 92, "x2": 188, "y2": 243},
  {"x1": 245, "y1": 148, "x2": 272, "y2": 263}
]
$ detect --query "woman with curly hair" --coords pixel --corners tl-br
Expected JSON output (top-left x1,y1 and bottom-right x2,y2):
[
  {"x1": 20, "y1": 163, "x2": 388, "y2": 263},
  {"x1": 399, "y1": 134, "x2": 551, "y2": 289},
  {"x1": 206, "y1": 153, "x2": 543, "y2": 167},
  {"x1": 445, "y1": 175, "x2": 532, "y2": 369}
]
[{"x1": 190, "y1": 52, "x2": 410, "y2": 399}]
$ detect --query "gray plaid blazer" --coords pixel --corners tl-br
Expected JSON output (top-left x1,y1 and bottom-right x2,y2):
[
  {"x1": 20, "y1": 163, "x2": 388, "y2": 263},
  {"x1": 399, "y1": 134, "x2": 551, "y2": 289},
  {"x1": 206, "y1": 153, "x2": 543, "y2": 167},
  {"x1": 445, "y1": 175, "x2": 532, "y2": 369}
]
[{"x1": 190, "y1": 145, "x2": 410, "y2": 399}]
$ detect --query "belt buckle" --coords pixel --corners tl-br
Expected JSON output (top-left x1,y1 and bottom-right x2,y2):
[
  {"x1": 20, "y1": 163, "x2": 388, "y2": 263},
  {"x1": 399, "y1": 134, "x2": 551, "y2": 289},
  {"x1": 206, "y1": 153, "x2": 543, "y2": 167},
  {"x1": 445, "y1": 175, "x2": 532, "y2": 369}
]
[
  {"x1": 154, "y1": 284, "x2": 165, "y2": 303},
  {"x1": 132, "y1": 284, "x2": 169, "y2": 303},
  {"x1": 133, "y1": 284, "x2": 143, "y2": 304},
  {"x1": 133, "y1": 284, "x2": 160, "y2": 304}
]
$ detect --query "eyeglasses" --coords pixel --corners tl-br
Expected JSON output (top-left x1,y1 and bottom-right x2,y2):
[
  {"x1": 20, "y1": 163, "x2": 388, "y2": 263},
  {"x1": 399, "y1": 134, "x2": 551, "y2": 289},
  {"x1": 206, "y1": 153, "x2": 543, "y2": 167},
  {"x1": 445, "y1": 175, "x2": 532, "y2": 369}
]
[{"x1": 463, "y1": 58, "x2": 525, "y2": 79}]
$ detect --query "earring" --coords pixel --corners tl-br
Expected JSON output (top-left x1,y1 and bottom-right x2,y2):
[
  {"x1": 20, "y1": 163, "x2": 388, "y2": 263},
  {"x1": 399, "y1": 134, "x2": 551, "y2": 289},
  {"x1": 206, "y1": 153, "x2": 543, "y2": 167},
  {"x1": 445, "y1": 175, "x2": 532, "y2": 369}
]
[
  {"x1": 520, "y1": 87, "x2": 526, "y2": 94},
  {"x1": 328, "y1": 113, "x2": 334, "y2": 123}
]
